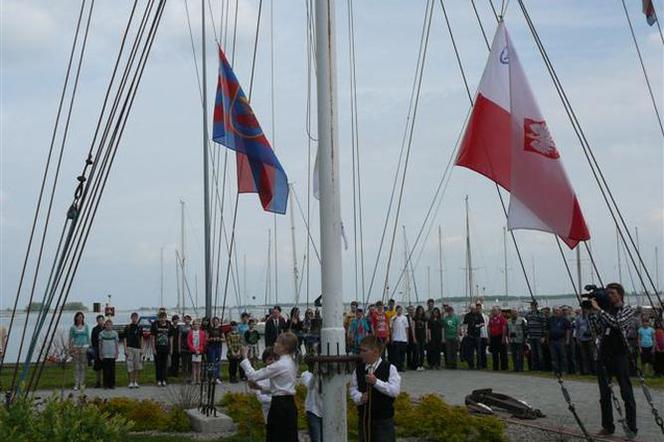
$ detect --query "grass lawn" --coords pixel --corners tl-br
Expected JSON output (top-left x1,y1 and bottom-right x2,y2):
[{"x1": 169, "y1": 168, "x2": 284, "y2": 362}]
[{"x1": 3, "y1": 355, "x2": 662, "y2": 392}]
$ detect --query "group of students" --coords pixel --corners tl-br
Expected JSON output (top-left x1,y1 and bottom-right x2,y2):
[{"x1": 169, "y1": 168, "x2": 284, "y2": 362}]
[
  {"x1": 342, "y1": 297, "x2": 664, "y2": 378},
  {"x1": 67, "y1": 309, "x2": 264, "y2": 390}
]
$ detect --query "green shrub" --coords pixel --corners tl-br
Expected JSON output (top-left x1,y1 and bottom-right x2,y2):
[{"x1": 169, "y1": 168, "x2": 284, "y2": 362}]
[
  {"x1": 0, "y1": 395, "x2": 131, "y2": 442},
  {"x1": 219, "y1": 391, "x2": 505, "y2": 442},
  {"x1": 91, "y1": 397, "x2": 191, "y2": 432}
]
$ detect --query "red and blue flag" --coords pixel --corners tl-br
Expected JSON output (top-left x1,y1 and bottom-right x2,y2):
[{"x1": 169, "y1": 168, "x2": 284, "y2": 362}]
[{"x1": 212, "y1": 46, "x2": 288, "y2": 214}]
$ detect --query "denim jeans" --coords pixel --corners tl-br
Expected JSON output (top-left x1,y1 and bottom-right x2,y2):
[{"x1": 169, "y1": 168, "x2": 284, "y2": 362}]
[
  {"x1": 207, "y1": 346, "x2": 222, "y2": 380},
  {"x1": 306, "y1": 411, "x2": 323, "y2": 442},
  {"x1": 529, "y1": 338, "x2": 544, "y2": 371},
  {"x1": 549, "y1": 340, "x2": 568, "y2": 375}
]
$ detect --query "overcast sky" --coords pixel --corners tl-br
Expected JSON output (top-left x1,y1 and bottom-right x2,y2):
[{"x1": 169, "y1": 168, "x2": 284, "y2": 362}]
[{"x1": 1, "y1": 0, "x2": 662, "y2": 312}]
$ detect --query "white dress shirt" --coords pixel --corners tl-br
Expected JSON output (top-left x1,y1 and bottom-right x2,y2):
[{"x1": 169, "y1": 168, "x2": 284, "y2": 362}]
[
  {"x1": 300, "y1": 370, "x2": 322, "y2": 417},
  {"x1": 390, "y1": 315, "x2": 409, "y2": 343},
  {"x1": 349, "y1": 358, "x2": 401, "y2": 405},
  {"x1": 480, "y1": 313, "x2": 489, "y2": 339},
  {"x1": 241, "y1": 355, "x2": 297, "y2": 396}
]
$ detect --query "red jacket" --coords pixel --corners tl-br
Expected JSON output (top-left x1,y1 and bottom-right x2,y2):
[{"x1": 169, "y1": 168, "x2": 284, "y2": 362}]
[
  {"x1": 488, "y1": 315, "x2": 507, "y2": 337},
  {"x1": 187, "y1": 329, "x2": 207, "y2": 354}
]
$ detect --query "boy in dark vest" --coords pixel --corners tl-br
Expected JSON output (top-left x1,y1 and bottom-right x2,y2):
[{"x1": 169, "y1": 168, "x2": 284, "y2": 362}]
[{"x1": 350, "y1": 335, "x2": 402, "y2": 442}]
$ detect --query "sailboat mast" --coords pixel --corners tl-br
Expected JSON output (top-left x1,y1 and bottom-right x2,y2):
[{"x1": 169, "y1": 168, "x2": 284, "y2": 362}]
[
  {"x1": 465, "y1": 195, "x2": 473, "y2": 303},
  {"x1": 576, "y1": 246, "x2": 582, "y2": 294},
  {"x1": 438, "y1": 225, "x2": 443, "y2": 304},
  {"x1": 180, "y1": 200, "x2": 186, "y2": 316},
  {"x1": 503, "y1": 226, "x2": 508, "y2": 301},
  {"x1": 201, "y1": 0, "x2": 213, "y2": 318},
  {"x1": 289, "y1": 185, "x2": 300, "y2": 305},
  {"x1": 616, "y1": 228, "x2": 623, "y2": 283},
  {"x1": 402, "y1": 225, "x2": 410, "y2": 305},
  {"x1": 160, "y1": 247, "x2": 164, "y2": 308},
  {"x1": 656, "y1": 246, "x2": 660, "y2": 295},
  {"x1": 314, "y1": 0, "x2": 347, "y2": 438},
  {"x1": 265, "y1": 230, "x2": 272, "y2": 306}
]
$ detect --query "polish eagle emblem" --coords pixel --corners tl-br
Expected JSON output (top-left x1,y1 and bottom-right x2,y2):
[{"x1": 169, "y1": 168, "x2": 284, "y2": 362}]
[{"x1": 524, "y1": 118, "x2": 560, "y2": 159}]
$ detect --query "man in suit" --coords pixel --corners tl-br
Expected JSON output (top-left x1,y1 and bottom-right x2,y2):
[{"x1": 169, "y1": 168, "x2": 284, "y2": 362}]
[{"x1": 264, "y1": 305, "x2": 287, "y2": 347}]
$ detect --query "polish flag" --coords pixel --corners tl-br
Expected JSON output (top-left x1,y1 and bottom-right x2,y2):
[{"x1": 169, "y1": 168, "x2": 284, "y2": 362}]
[{"x1": 455, "y1": 22, "x2": 590, "y2": 248}]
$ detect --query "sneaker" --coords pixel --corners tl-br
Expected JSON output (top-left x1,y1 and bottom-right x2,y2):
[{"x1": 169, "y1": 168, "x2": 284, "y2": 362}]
[
  {"x1": 162, "y1": 381, "x2": 167, "y2": 387},
  {"x1": 596, "y1": 428, "x2": 614, "y2": 436},
  {"x1": 624, "y1": 429, "x2": 637, "y2": 440},
  {"x1": 134, "y1": 382, "x2": 140, "y2": 388},
  {"x1": 215, "y1": 378, "x2": 222, "y2": 384},
  {"x1": 73, "y1": 385, "x2": 79, "y2": 391},
  {"x1": 128, "y1": 382, "x2": 135, "y2": 388}
]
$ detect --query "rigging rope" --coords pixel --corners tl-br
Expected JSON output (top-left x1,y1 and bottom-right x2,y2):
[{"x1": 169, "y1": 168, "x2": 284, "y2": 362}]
[
  {"x1": 516, "y1": 0, "x2": 662, "y2": 309},
  {"x1": 219, "y1": 0, "x2": 263, "y2": 324},
  {"x1": 380, "y1": 0, "x2": 435, "y2": 303},
  {"x1": 619, "y1": 0, "x2": 664, "y2": 137},
  {"x1": 0, "y1": 0, "x2": 89, "y2": 383},
  {"x1": 364, "y1": 0, "x2": 432, "y2": 303},
  {"x1": 26, "y1": 0, "x2": 167, "y2": 394}
]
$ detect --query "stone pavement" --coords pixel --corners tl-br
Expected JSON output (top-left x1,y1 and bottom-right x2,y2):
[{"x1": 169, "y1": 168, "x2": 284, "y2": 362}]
[{"x1": 36, "y1": 369, "x2": 664, "y2": 441}]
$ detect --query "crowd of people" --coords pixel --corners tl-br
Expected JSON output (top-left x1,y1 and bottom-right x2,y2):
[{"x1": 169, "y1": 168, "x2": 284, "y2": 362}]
[
  {"x1": 58, "y1": 283, "x2": 664, "y2": 440},
  {"x1": 64, "y1": 295, "x2": 664, "y2": 391}
]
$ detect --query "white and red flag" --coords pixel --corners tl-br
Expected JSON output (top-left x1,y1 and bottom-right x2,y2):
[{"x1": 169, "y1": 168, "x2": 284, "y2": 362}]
[{"x1": 455, "y1": 22, "x2": 590, "y2": 248}]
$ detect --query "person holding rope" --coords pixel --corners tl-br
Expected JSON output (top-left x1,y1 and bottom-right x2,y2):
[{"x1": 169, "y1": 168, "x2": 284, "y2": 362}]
[
  {"x1": 591, "y1": 282, "x2": 638, "y2": 439},
  {"x1": 350, "y1": 334, "x2": 401, "y2": 442}
]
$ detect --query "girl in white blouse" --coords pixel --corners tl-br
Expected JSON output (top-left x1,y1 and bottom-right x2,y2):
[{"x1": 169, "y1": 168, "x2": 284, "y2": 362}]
[{"x1": 241, "y1": 331, "x2": 299, "y2": 442}]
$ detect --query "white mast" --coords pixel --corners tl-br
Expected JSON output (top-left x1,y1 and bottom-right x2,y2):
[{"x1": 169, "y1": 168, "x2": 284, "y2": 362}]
[
  {"x1": 265, "y1": 230, "x2": 272, "y2": 306},
  {"x1": 465, "y1": 195, "x2": 473, "y2": 304},
  {"x1": 503, "y1": 226, "x2": 508, "y2": 303},
  {"x1": 315, "y1": 0, "x2": 347, "y2": 438},
  {"x1": 289, "y1": 185, "x2": 300, "y2": 305},
  {"x1": 201, "y1": 0, "x2": 213, "y2": 318},
  {"x1": 616, "y1": 228, "x2": 623, "y2": 283},
  {"x1": 576, "y1": 246, "x2": 582, "y2": 294},
  {"x1": 438, "y1": 225, "x2": 443, "y2": 304},
  {"x1": 656, "y1": 246, "x2": 660, "y2": 295},
  {"x1": 180, "y1": 200, "x2": 186, "y2": 316},
  {"x1": 160, "y1": 247, "x2": 164, "y2": 308},
  {"x1": 402, "y1": 225, "x2": 410, "y2": 305}
]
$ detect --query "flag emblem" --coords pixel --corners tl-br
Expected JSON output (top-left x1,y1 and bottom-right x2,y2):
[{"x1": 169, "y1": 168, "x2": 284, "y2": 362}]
[{"x1": 524, "y1": 119, "x2": 559, "y2": 159}]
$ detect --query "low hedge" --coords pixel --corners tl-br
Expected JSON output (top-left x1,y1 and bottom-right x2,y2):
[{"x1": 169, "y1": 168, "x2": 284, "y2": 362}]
[
  {"x1": 220, "y1": 389, "x2": 506, "y2": 441},
  {"x1": 90, "y1": 397, "x2": 191, "y2": 432}
]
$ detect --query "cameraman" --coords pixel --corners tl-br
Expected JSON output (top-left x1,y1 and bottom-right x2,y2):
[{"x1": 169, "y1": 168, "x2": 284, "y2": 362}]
[{"x1": 590, "y1": 282, "x2": 637, "y2": 439}]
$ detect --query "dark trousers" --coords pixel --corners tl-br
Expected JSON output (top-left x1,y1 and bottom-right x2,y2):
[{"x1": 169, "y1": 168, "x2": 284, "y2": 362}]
[
  {"x1": 169, "y1": 351, "x2": 180, "y2": 377},
  {"x1": 528, "y1": 338, "x2": 544, "y2": 371},
  {"x1": 597, "y1": 354, "x2": 637, "y2": 433},
  {"x1": 550, "y1": 340, "x2": 568, "y2": 375},
  {"x1": 414, "y1": 341, "x2": 426, "y2": 368},
  {"x1": 480, "y1": 338, "x2": 488, "y2": 368},
  {"x1": 181, "y1": 351, "x2": 192, "y2": 378},
  {"x1": 490, "y1": 336, "x2": 508, "y2": 371},
  {"x1": 228, "y1": 356, "x2": 240, "y2": 381},
  {"x1": 391, "y1": 341, "x2": 408, "y2": 371},
  {"x1": 427, "y1": 340, "x2": 442, "y2": 368},
  {"x1": 155, "y1": 350, "x2": 169, "y2": 382},
  {"x1": 578, "y1": 340, "x2": 595, "y2": 375},
  {"x1": 267, "y1": 395, "x2": 298, "y2": 442},
  {"x1": 102, "y1": 358, "x2": 116, "y2": 388},
  {"x1": 358, "y1": 416, "x2": 395, "y2": 442},
  {"x1": 655, "y1": 351, "x2": 664, "y2": 376},
  {"x1": 306, "y1": 411, "x2": 322, "y2": 442},
  {"x1": 511, "y1": 342, "x2": 524, "y2": 372},
  {"x1": 464, "y1": 336, "x2": 482, "y2": 369},
  {"x1": 445, "y1": 339, "x2": 458, "y2": 368},
  {"x1": 406, "y1": 342, "x2": 417, "y2": 370},
  {"x1": 566, "y1": 341, "x2": 576, "y2": 374}
]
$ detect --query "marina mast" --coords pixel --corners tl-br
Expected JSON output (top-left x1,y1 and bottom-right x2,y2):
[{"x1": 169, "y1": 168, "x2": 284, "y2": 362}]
[{"x1": 201, "y1": 0, "x2": 213, "y2": 318}]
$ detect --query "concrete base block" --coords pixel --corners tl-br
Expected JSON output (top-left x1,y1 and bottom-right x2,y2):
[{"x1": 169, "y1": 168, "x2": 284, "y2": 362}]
[{"x1": 185, "y1": 408, "x2": 236, "y2": 434}]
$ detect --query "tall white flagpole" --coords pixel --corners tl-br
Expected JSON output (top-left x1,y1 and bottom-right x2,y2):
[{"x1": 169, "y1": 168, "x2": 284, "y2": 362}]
[{"x1": 315, "y1": 0, "x2": 347, "y2": 438}]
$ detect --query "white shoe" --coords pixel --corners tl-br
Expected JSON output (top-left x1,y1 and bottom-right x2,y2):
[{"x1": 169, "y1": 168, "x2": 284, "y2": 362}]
[
  {"x1": 134, "y1": 382, "x2": 140, "y2": 388},
  {"x1": 128, "y1": 382, "x2": 134, "y2": 388},
  {"x1": 162, "y1": 381, "x2": 167, "y2": 387},
  {"x1": 73, "y1": 385, "x2": 79, "y2": 391},
  {"x1": 417, "y1": 366, "x2": 424, "y2": 371},
  {"x1": 215, "y1": 378, "x2": 222, "y2": 384}
]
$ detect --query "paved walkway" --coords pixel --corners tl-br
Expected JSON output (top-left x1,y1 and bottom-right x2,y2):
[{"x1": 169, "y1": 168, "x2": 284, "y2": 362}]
[{"x1": 37, "y1": 369, "x2": 664, "y2": 441}]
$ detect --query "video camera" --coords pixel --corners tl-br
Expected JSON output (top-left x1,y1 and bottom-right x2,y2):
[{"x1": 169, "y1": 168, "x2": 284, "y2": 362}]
[{"x1": 580, "y1": 284, "x2": 611, "y2": 311}]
